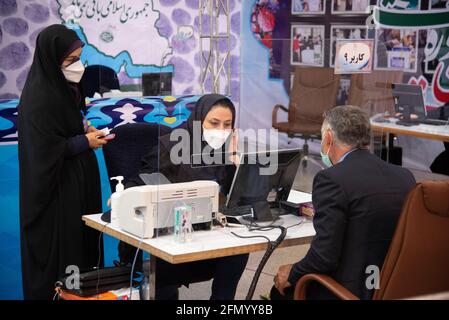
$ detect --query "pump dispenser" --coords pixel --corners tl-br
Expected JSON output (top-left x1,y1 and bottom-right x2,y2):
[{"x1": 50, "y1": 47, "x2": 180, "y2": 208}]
[{"x1": 110, "y1": 176, "x2": 124, "y2": 227}]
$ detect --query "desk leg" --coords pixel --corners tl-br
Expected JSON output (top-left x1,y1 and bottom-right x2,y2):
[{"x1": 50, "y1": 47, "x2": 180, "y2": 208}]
[
  {"x1": 385, "y1": 133, "x2": 397, "y2": 164},
  {"x1": 149, "y1": 255, "x2": 156, "y2": 300},
  {"x1": 386, "y1": 132, "x2": 391, "y2": 164}
]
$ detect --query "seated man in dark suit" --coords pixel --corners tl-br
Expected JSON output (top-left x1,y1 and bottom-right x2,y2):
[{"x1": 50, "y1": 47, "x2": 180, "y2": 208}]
[{"x1": 272, "y1": 105, "x2": 416, "y2": 300}]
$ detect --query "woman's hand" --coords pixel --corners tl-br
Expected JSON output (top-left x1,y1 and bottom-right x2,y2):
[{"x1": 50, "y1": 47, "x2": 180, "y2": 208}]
[
  {"x1": 85, "y1": 130, "x2": 108, "y2": 149},
  {"x1": 87, "y1": 125, "x2": 97, "y2": 133},
  {"x1": 228, "y1": 129, "x2": 240, "y2": 166}
]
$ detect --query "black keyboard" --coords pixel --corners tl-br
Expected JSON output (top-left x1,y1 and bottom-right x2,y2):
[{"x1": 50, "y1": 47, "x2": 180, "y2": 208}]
[
  {"x1": 396, "y1": 120, "x2": 419, "y2": 126},
  {"x1": 419, "y1": 119, "x2": 448, "y2": 126},
  {"x1": 396, "y1": 119, "x2": 448, "y2": 126}
]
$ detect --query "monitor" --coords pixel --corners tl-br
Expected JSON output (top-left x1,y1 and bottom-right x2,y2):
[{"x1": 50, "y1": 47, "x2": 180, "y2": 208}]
[
  {"x1": 225, "y1": 148, "x2": 303, "y2": 223},
  {"x1": 142, "y1": 72, "x2": 172, "y2": 96},
  {"x1": 392, "y1": 83, "x2": 426, "y2": 120}
]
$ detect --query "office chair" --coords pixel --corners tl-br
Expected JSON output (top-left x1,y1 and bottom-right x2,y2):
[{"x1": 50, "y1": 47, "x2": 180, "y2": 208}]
[
  {"x1": 348, "y1": 70, "x2": 404, "y2": 166},
  {"x1": 294, "y1": 180, "x2": 449, "y2": 300},
  {"x1": 272, "y1": 66, "x2": 340, "y2": 166},
  {"x1": 348, "y1": 70, "x2": 403, "y2": 116},
  {"x1": 102, "y1": 123, "x2": 171, "y2": 191},
  {"x1": 82, "y1": 65, "x2": 120, "y2": 98}
]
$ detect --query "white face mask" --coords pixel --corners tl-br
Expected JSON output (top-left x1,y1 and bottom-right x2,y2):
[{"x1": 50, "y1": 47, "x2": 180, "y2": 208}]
[
  {"x1": 61, "y1": 60, "x2": 85, "y2": 83},
  {"x1": 203, "y1": 128, "x2": 232, "y2": 150}
]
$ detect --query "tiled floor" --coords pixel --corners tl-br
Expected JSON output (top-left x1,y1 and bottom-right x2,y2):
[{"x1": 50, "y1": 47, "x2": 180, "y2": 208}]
[{"x1": 179, "y1": 244, "x2": 310, "y2": 300}]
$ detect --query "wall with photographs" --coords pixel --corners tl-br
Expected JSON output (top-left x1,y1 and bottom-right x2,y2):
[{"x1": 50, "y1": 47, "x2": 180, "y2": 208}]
[{"x1": 240, "y1": 0, "x2": 449, "y2": 170}]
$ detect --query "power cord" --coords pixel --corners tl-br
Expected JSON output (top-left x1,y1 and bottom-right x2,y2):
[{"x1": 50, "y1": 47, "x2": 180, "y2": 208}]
[
  {"x1": 54, "y1": 220, "x2": 109, "y2": 300},
  {"x1": 231, "y1": 223, "x2": 287, "y2": 300},
  {"x1": 129, "y1": 238, "x2": 142, "y2": 300},
  {"x1": 95, "y1": 222, "x2": 109, "y2": 298},
  {"x1": 129, "y1": 211, "x2": 146, "y2": 300},
  {"x1": 229, "y1": 216, "x2": 307, "y2": 300}
]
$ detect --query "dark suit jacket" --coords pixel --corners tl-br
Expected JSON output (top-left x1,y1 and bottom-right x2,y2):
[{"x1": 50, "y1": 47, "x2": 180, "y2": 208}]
[{"x1": 288, "y1": 149, "x2": 416, "y2": 299}]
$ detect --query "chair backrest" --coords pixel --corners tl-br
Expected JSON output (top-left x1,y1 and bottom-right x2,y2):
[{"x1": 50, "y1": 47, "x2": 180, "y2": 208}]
[
  {"x1": 82, "y1": 65, "x2": 120, "y2": 98},
  {"x1": 289, "y1": 66, "x2": 340, "y2": 125},
  {"x1": 102, "y1": 123, "x2": 172, "y2": 191},
  {"x1": 348, "y1": 70, "x2": 403, "y2": 116},
  {"x1": 373, "y1": 180, "x2": 449, "y2": 300}
]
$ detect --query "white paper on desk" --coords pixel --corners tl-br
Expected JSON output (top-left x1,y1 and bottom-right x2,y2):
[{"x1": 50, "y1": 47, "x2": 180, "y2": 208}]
[{"x1": 287, "y1": 190, "x2": 312, "y2": 204}]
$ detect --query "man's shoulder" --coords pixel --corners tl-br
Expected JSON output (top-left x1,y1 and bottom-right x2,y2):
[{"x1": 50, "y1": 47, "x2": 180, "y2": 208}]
[{"x1": 317, "y1": 150, "x2": 414, "y2": 183}]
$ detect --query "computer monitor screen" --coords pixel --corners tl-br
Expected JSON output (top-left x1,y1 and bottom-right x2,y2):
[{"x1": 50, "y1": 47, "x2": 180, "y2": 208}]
[
  {"x1": 142, "y1": 72, "x2": 172, "y2": 96},
  {"x1": 392, "y1": 83, "x2": 426, "y2": 119},
  {"x1": 226, "y1": 149, "x2": 302, "y2": 221}
]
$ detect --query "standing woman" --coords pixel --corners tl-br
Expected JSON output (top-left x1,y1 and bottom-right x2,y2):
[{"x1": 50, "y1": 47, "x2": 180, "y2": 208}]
[{"x1": 18, "y1": 24, "x2": 108, "y2": 299}]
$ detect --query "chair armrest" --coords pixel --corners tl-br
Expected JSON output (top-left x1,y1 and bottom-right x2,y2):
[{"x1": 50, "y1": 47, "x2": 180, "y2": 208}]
[
  {"x1": 294, "y1": 274, "x2": 360, "y2": 300},
  {"x1": 272, "y1": 104, "x2": 289, "y2": 126}
]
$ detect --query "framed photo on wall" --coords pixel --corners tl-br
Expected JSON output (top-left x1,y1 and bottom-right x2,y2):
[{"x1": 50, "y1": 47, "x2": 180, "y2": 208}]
[
  {"x1": 374, "y1": 28, "x2": 418, "y2": 73},
  {"x1": 330, "y1": 25, "x2": 372, "y2": 66},
  {"x1": 291, "y1": 24, "x2": 325, "y2": 66},
  {"x1": 331, "y1": 0, "x2": 371, "y2": 14},
  {"x1": 292, "y1": 0, "x2": 326, "y2": 15}
]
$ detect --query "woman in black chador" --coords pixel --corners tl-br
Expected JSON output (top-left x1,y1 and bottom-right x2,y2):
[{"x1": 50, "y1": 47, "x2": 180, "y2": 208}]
[{"x1": 18, "y1": 24, "x2": 108, "y2": 299}]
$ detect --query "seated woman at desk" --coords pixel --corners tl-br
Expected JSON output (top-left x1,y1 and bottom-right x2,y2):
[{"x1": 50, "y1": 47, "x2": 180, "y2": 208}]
[{"x1": 119, "y1": 94, "x2": 248, "y2": 300}]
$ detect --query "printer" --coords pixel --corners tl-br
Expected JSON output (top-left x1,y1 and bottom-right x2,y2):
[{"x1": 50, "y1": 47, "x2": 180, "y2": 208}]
[{"x1": 114, "y1": 180, "x2": 219, "y2": 238}]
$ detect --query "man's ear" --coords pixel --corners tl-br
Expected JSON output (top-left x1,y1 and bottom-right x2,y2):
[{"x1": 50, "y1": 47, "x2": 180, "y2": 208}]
[
  {"x1": 322, "y1": 129, "x2": 331, "y2": 147},
  {"x1": 326, "y1": 130, "x2": 333, "y2": 147}
]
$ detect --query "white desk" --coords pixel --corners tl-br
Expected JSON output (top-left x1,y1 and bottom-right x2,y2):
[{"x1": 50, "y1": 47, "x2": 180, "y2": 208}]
[
  {"x1": 370, "y1": 115, "x2": 449, "y2": 165},
  {"x1": 370, "y1": 116, "x2": 449, "y2": 142},
  {"x1": 83, "y1": 213, "x2": 315, "y2": 299}
]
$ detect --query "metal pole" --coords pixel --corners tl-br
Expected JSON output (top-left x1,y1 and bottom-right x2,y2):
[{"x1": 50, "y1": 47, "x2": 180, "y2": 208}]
[
  {"x1": 199, "y1": 0, "x2": 231, "y2": 95},
  {"x1": 199, "y1": 0, "x2": 203, "y2": 93}
]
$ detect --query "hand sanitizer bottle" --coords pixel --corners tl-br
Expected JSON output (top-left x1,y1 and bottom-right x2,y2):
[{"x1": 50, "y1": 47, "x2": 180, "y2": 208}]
[{"x1": 110, "y1": 176, "x2": 124, "y2": 227}]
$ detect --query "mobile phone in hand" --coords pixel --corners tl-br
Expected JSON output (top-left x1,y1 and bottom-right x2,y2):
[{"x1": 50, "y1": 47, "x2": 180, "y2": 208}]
[{"x1": 99, "y1": 133, "x2": 115, "y2": 141}]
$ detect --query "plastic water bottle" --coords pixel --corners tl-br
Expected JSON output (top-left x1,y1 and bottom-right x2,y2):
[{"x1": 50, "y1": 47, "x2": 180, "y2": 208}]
[{"x1": 174, "y1": 206, "x2": 193, "y2": 243}]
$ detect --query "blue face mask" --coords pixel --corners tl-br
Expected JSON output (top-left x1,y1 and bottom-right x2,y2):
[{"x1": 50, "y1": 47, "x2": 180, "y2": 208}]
[
  {"x1": 320, "y1": 149, "x2": 333, "y2": 168},
  {"x1": 320, "y1": 131, "x2": 333, "y2": 168}
]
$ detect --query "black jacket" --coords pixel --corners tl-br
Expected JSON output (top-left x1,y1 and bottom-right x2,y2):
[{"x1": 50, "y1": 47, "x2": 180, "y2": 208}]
[{"x1": 288, "y1": 149, "x2": 416, "y2": 299}]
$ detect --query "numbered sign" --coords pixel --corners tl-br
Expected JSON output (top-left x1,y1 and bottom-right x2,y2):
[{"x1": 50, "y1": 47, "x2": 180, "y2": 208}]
[{"x1": 335, "y1": 40, "x2": 374, "y2": 74}]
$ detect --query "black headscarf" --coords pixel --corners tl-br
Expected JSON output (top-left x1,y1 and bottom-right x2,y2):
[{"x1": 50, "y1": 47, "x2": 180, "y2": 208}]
[
  {"x1": 185, "y1": 93, "x2": 236, "y2": 135},
  {"x1": 18, "y1": 24, "x2": 102, "y2": 299},
  {"x1": 164, "y1": 93, "x2": 236, "y2": 162}
]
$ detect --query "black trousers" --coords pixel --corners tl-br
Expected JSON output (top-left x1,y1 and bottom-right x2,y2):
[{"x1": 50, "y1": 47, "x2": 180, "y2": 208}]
[
  {"x1": 119, "y1": 241, "x2": 249, "y2": 300},
  {"x1": 430, "y1": 143, "x2": 449, "y2": 176},
  {"x1": 270, "y1": 285, "x2": 295, "y2": 300}
]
